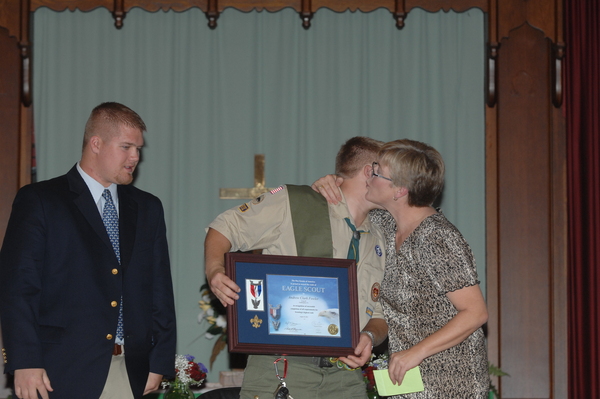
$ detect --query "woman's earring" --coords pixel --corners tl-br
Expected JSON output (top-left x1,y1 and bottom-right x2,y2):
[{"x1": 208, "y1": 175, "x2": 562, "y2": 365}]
[{"x1": 393, "y1": 196, "x2": 398, "y2": 201}]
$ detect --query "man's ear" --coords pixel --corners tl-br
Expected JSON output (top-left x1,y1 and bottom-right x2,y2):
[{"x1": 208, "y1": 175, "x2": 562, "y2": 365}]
[
  {"x1": 363, "y1": 164, "x2": 372, "y2": 179},
  {"x1": 90, "y1": 136, "x2": 102, "y2": 154}
]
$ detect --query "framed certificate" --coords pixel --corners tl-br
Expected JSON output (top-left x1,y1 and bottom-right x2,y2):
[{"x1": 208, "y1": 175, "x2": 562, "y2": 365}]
[{"x1": 225, "y1": 252, "x2": 359, "y2": 357}]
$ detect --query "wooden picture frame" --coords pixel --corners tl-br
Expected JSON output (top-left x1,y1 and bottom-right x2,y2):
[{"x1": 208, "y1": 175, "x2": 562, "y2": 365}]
[{"x1": 225, "y1": 252, "x2": 359, "y2": 357}]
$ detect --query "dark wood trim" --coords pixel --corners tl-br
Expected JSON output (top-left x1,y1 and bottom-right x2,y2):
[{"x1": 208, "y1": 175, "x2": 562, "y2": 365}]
[
  {"x1": 550, "y1": 105, "x2": 568, "y2": 399},
  {"x1": 0, "y1": 27, "x2": 22, "y2": 244},
  {"x1": 29, "y1": 0, "x2": 489, "y2": 29},
  {"x1": 485, "y1": 103, "x2": 500, "y2": 390}
]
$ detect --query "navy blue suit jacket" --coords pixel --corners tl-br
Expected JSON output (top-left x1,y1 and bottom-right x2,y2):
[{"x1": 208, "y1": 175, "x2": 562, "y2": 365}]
[{"x1": 0, "y1": 165, "x2": 176, "y2": 398}]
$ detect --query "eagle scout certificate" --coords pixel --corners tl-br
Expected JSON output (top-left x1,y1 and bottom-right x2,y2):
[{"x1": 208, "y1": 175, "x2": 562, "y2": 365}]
[
  {"x1": 266, "y1": 274, "x2": 341, "y2": 337},
  {"x1": 225, "y1": 252, "x2": 359, "y2": 356}
]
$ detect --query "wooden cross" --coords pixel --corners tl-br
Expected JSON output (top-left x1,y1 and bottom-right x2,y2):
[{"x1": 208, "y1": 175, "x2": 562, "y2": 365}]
[{"x1": 219, "y1": 154, "x2": 274, "y2": 199}]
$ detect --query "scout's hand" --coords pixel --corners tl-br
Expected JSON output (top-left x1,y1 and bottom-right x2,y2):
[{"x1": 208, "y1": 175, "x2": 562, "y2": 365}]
[
  {"x1": 338, "y1": 333, "x2": 373, "y2": 368},
  {"x1": 208, "y1": 271, "x2": 240, "y2": 307}
]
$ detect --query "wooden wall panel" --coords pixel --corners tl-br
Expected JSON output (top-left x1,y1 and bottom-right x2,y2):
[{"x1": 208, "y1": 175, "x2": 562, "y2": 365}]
[
  {"x1": 496, "y1": 23, "x2": 557, "y2": 398},
  {"x1": 0, "y1": 0, "x2": 21, "y2": 38},
  {"x1": 497, "y1": 0, "x2": 557, "y2": 41},
  {"x1": 0, "y1": 27, "x2": 21, "y2": 244}
]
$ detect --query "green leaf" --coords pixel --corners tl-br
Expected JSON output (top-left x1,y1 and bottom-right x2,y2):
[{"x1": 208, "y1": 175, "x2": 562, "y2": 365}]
[{"x1": 488, "y1": 363, "x2": 510, "y2": 377}]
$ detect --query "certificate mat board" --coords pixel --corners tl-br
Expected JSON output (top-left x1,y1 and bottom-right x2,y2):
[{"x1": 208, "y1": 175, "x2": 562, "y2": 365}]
[{"x1": 225, "y1": 253, "x2": 359, "y2": 356}]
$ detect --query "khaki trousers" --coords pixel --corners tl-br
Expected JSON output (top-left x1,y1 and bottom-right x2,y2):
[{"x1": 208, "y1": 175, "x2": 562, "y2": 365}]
[{"x1": 99, "y1": 350, "x2": 134, "y2": 399}]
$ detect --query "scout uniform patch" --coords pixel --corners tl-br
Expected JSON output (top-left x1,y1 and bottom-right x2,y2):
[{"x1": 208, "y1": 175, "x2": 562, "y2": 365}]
[
  {"x1": 238, "y1": 203, "x2": 249, "y2": 212},
  {"x1": 252, "y1": 194, "x2": 265, "y2": 205},
  {"x1": 270, "y1": 186, "x2": 284, "y2": 195},
  {"x1": 371, "y1": 282, "x2": 381, "y2": 302}
]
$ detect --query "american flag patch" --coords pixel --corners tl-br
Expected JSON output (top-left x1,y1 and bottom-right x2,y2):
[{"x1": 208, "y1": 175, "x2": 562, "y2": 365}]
[{"x1": 270, "y1": 186, "x2": 284, "y2": 195}]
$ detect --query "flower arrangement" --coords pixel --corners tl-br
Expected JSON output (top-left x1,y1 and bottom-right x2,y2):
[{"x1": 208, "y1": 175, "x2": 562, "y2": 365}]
[
  {"x1": 198, "y1": 284, "x2": 228, "y2": 368},
  {"x1": 362, "y1": 352, "x2": 389, "y2": 399},
  {"x1": 161, "y1": 354, "x2": 207, "y2": 389}
]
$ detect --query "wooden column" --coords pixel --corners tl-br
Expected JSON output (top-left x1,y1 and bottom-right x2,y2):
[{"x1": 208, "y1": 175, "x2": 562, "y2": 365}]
[{"x1": 487, "y1": 1, "x2": 567, "y2": 398}]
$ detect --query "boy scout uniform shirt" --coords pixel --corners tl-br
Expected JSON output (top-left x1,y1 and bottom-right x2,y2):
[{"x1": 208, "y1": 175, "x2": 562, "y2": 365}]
[{"x1": 208, "y1": 185, "x2": 385, "y2": 328}]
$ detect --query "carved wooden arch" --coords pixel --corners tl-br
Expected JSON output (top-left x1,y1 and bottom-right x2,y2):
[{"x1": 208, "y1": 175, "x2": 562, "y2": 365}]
[{"x1": 0, "y1": 1, "x2": 567, "y2": 398}]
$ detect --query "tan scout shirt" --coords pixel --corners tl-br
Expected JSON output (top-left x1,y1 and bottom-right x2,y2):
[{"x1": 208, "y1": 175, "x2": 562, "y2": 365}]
[{"x1": 208, "y1": 185, "x2": 385, "y2": 329}]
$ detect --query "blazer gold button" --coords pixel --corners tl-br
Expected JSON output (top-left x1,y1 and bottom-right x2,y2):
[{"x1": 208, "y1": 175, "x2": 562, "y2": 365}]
[
  {"x1": 111, "y1": 301, "x2": 118, "y2": 307},
  {"x1": 106, "y1": 334, "x2": 113, "y2": 340},
  {"x1": 112, "y1": 268, "x2": 118, "y2": 275}
]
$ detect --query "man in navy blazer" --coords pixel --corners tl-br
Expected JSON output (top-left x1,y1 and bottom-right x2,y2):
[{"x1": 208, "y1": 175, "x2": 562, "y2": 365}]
[{"x1": 0, "y1": 102, "x2": 177, "y2": 399}]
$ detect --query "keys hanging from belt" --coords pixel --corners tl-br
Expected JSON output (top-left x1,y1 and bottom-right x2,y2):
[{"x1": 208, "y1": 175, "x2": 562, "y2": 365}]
[{"x1": 273, "y1": 357, "x2": 294, "y2": 399}]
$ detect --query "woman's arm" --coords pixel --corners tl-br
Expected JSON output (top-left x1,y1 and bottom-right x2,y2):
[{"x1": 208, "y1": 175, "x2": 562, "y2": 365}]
[
  {"x1": 311, "y1": 174, "x2": 343, "y2": 204},
  {"x1": 387, "y1": 284, "x2": 488, "y2": 384}
]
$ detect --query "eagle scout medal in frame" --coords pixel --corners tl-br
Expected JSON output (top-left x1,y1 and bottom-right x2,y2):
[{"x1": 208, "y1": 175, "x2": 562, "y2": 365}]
[
  {"x1": 246, "y1": 279, "x2": 264, "y2": 310},
  {"x1": 224, "y1": 252, "x2": 360, "y2": 357}
]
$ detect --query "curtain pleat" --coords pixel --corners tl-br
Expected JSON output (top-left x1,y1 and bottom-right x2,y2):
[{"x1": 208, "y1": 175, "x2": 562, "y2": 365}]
[{"x1": 566, "y1": 1, "x2": 600, "y2": 397}]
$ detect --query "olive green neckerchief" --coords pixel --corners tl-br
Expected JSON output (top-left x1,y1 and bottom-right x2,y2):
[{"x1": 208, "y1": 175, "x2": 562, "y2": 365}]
[{"x1": 286, "y1": 185, "x2": 333, "y2": 258}]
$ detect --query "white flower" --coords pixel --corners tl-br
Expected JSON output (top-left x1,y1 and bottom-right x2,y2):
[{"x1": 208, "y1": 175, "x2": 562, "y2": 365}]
[
  {"x1": 201, "y1": 292, "x2": 211, "y2": 302},
  {"x1": 174, "y1": 354, "x2": 194, "y2": 384},
  {"x1": 215, "y1": 315, "x2": 227, "y2": 328}
]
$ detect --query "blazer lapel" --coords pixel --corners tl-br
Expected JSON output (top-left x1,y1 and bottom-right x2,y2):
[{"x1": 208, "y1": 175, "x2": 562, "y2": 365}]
[
  {"x1": 67, "y1": 166, "x2": 114, "y2": 255},
  {"x1": 118, "y1": 185, "x2": 137, "y2": 270}
]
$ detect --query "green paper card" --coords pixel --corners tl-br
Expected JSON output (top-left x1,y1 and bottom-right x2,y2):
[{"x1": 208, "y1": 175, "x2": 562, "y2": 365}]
[{"x1": 373, "y1": 367, "x2": 425, "y2": 395}]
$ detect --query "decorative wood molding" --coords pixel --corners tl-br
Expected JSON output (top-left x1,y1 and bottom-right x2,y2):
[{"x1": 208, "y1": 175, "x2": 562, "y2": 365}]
[
  {"x1": 112, "y1": 0, "x2": 125, "y2": 29},
  {"x1": 485, "y1": 43, "x2": 498, "y2": 107},
  {"x1": 0, "y1": 0, "x2": 21, "y2": 39},
  {"x1": 497, "y1": 0, "x2": 558, "y2": 43},
  {"x1": 206, "y1": 0, "x2": 219, "y2": 29},
  {"x1": 19, "y1": 0, "x2": 31, "y2": 106},
  {"x1": 31, "y1": 0, "x2": 112, "y2": 12},
  {"x1": 393, "y1": 0, "x2": 406, "y2": 29},
  {"x1": 405, "y1": 0, "x2": 486, "y2": 13},
  {"x1": 552, "y1": 43, "x2": 565, "y2": 108},
  {"x1": 300, "y1": 0, "x2": 312, "y2": 30},
  {"x1": 28, "y1": 0, "x2": 489, "y2": 30}
]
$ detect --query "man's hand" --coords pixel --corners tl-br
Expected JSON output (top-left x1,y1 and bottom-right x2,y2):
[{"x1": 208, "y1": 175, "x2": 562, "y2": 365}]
[
  {"x1": 14, "y1": 368, "x2": 53, "y2": 399},
  {"x1": 311, "y1": 175, "x2": 344, "y2": 204},
  {"x1": 143, "y1": 372, "x2": 163, "y2": 396}
]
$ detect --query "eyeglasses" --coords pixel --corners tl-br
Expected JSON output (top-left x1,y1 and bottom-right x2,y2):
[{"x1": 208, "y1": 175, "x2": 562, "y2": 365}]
[{"x1": 371, "y1": 162, "x2": 393, "y2": 182}]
